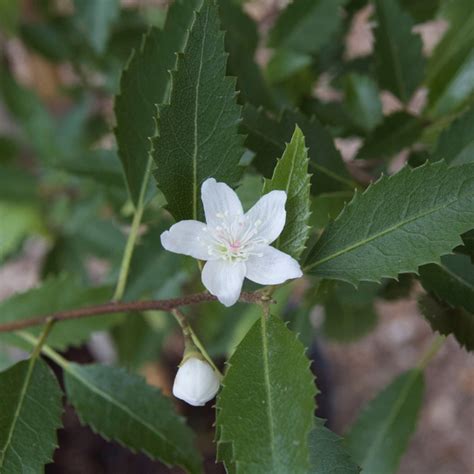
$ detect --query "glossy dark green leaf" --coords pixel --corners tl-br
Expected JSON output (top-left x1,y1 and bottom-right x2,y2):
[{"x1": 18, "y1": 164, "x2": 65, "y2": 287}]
[
  {"x1": 268, "y1": 0, "x2": 348, "y2": 55},
  {"x1": 0, "y1": 359, "x2": 63, "y2": 473},
  {"x1": 218, "y1": 0, "x2": 275, "y2": 110},
  {"x1": 309, "y1": 418, "x2": 360, "y2": 474},
  {"x1": 356, "y1": 112, "x2": 424, "y2": 160},
  {"x1": 419, "y1": 294, "x2": 474, "y2": 352},
  {"x1": 373, "y1": 0, "x2": 425, "y2": 102},
  {"x1": 216, "y1": 314, "x2": 316, "y2": 473},
  {"x1": 431, "y1": 105, "x2": 474, "y2": 165},
  {"x1": 73, "y1": 0, "x2": 120, "y2": 54},
  {"x1": 64, "y1": 364, "x2": 202, "y2": 473},
  {"x1": 153, "y1": 0, "x2": 244, "y2": 221},
  {"x1": 345, "y1": 369, "x2": 424, "y2": 474},
  {"x1": 242, "y1": 105, "x2": 354, "y2": 194},
  {"x1": 343, "y1": 73, "x2": 383, "y2": 133},
  {"x1": 419, "y1": 254, "x2": 474, "y2": 313},
  {"x1": 263, "y1": 126, "x2": 311, "y2": 259},
  {"x1": 115, "y1": 0, "x2": 200, "y2": 204},
  {"x1": 0, "y1": 276, "x2": 123, "y2": 350},
  {"x1": 304, "y1": 161, "x2": 474, "y2": 285},
  {"x1": 323, "y1": 282, "x2": 379, "y2": 342}
]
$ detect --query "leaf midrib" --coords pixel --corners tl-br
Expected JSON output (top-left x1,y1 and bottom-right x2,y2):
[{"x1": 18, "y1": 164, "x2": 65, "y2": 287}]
[
  {"x1": 0, "y1": 360, "x2": 37, "y2": 467},
  {"x1": 305, "y1": 199, "x2": 457, "y2": 272}
]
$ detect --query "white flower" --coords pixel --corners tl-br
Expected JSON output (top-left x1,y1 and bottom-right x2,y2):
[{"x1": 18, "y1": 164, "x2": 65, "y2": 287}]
[
  {"x1": 161, "y1": 178, "x2": 303, "y2": 306},
  {"x1": 172, "y1": 357, "x2": 220, "y2": 406}
]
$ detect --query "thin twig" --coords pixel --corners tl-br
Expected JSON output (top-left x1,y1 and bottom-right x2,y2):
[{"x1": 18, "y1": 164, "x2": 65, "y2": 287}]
[{"x1": 0, "y1": 292, "x2": 263, "y2": 334}]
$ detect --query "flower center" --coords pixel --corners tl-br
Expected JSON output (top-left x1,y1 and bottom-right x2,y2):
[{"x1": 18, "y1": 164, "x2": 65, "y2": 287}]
[{"x1": 202, "y1": 213, "x2": 267, "y2": 262}]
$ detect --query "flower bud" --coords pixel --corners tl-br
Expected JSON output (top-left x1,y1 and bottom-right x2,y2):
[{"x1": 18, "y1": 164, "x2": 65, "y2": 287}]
[{"x1": 172, "y1": 357, "x2": 220, "y2": 406}]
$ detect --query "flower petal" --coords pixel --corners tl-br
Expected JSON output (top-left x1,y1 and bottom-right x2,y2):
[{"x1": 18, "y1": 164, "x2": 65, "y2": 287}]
[
  {"x1": 201, "y1": 178, "x2": 243, "y2": 228},
  {"x1": 201, "y1": 259, "x2": 246, "y2": 307},
  {"x1": 245, "y1": 190, "x2": 286, "y2": 244},
  {"x1": 160, "y1": 220, "x2": 212, "y2": 260},
  {"x1": 246, "y1": 246, "x2": 302, "y2": 285}
]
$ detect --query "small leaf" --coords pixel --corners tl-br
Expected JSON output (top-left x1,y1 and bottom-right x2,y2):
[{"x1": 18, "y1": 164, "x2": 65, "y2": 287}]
[
  {"x1": 216, "y1": 314, "x2": 316, "y2": 474},
  {"x1": 309, "y1": 418, "x2": 360, "y2": 474},
  {"x1": 115, "y1": 0, "x2": 200, "y2": 204},
  {"x1": 242, "y1": 105, "x2": 354, "y2": 194},
  {"x1": 64, "y1": 364, "x2": 202, "y2": 473},
  {"x1": 323, "y1": 282, "x2": 379, "y2": 342},
  {"x1": 263, "y1": 126, "x2": 311, "y2": 259},
  {"x1": 0, "y1": 359, "x2": 63, "y2": 473},
  {"x1": 343, "y1": 73, "x2": 383, "y2": 133},
  {"x1": 0, "y1": 276, "x2": 123, "y2": 350},
  {"x1": 373, "y1": 0, "x2": 425, "y2": 102},
  {"x1": 426, "y1": 0, "x2": 474, "y2": 116},
  {"x1": 356, "y1": 112, "x2": 424, "y2": 160},
  {"x1": 419, "y1": 294, "x2": 474, "y2": 352},
  {"x1": 72, "y1": 0, "x2": 120, "y2": 54},
  {"x1": 153, "y1": 0, "x2": 244, "y2": 221},
  {"x1": 432, "y1": 105, "x2": 474, "y2": 165},
  {"x1": 268, "y1": 0, "x2": 348, "y2": 55},
  {"x1": 345, "y1": 369, "x2": 424, "y2": 474},
  {"x1": 304, "y1": 161, "x2": 474, "y2": 285},
  {"x1": 419, "y1": 254, "x2": 474, "y2": 313}
]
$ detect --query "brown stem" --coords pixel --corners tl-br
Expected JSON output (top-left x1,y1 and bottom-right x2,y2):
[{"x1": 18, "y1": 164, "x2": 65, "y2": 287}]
[{"x1": 0, "y1": 291, "x2": 262, "y2": 334}]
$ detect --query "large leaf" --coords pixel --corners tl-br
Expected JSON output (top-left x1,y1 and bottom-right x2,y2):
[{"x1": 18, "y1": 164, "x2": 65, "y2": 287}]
[
  {"x1": 419, "y1": 254, "x2": 474, "y2": 313},
  {"x1": 218, "y1": 0, "x2": 275, "y2": 110},
  {"x1": 304, "y1": 161, "x2": 474, "y2": 285},
  {"x1": 64, "y1": 363, "x2": 202, "y2": 473},
  {"x1": 263, "y1": 126, "x2": 311, "y2": 259},
  {"x1": 373, "y1": 0, "x2": 424, "y2": 102},
  {"x1": 115, "y1": 0, "x2": 200, "y2": 204},
  {"x1": 268, "y1": 0, "x2": 348, "y2": 55},
  {"x1": 0, "y1": 276, "x2": 123, "y2": 350},
  {"x1": 72, "y1": 0, "x2": 119, "y2": 54},
  {"x1": 153, "y1": 0, "x2": 244, "y2": 221},
  {"x1": 309, "y1": 418, "x2": 360, "y2": 474},
  {"x1": 0, "y1": 359, "x2": 63, "y2": 473},
  {"x1": 431, "y1": 105, "x2": 474, "y2": 165},
  {"x1": 356, "y1": 112, "x2": 424, "y2": 160},
  {"x1": 216, "y1": 314, "x2": 316, "y2": 473},
  {"x1": 323, "y1": 282, "x2": 379, "y2": 342},
  {"x1": 345, "y1": 369, "x2": 424, "y2": 474},
  {"x1": 242, "y1": 105, "x2": 354, "y2": 194},
  {"x1": 419, "y1": 294, "x2": 474, "y2": 352},
  {"x1": 426, "y1": 0, "x2": 474, "y2": 116}
]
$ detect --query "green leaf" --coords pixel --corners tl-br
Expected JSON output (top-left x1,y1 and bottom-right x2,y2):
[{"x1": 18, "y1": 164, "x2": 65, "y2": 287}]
[
  {"x1": 309, "y1": 418, "x2": 360, "y2": 474},
  {"x1": 64, "y1": 363, "x2": 202, "y2": 473},
  {"x1": 419, "y1": 254, "x2": 474, "y2": 313},
  {"x1": 242, "y1": 105, "x2": 354, "y2": 194},
  {"x1": 343, "y1": 73, "x2": 383, "y2": 133},
  {"x1": 431, "y1": 105, "x2": 474, "y2": 165},
  {"x1": 310, "y1": 192, "x2": 353, "y2": 231},
  {"x1": 462, "y1": 229, "x2": 474, "y2": 262},
  {"x1": 268, "y1": 0, "x2": 348, "y2": 55},
  {"x1": 323, "y1": 282, "x2": 379, "y2": 342},
  {"x1": 263, "y1": 126, "x2": 311, "y2": 259},
  {"x1": 0, "y1": 0, "x2": 19, "y2": 35},
  {"x1": 115, "y1": 0, "x2": 200, "y2": 204},
  {"x1": 0, "y1": 276, "x2": 123, "y2": 350},
  {"x1": 218, "y1": 0, "x2": 275, "y2": 110},
  {"x1": 0, "y1": 358, "x2": 63, "y2": 473},
  {"x1": 73, "y1": 0, "x2": 120, "y2": 54},
  {"x1": 356, "y1": 112, "x2": 424, "y2": 160},
  {"x1": 0, "y1": 202, "x2": 45, "y2": 261},
  {"x1": 419, "y1": 294, "x2": 474, "y2": 352},
  {"x1": 373, "y1": 0, "x2": 425, "y2": 102},
  {"x1": 426, "y1": 0, "x2": 474, "y2": 117},
  {"x1": 399, "y1": 0, "x2": 440, "y2": 22},
  {"x1": 216, "y1": 314, "x2": 316, "y2": 474},
  {"x1": 345, "y1": 369, "x2": 424, "y2": 474},
  {"x1": 153, "y1": 0, "x2": 244, "y2": 221},
  {"x1": 304, "y1": 161, "x2": 474, "y2": 285}
]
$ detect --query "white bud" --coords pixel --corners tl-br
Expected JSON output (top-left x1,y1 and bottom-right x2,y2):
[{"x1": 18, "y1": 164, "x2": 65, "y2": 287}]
[{"x1": 172, "y1": 357, "x2": 220, "y2": 406}]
